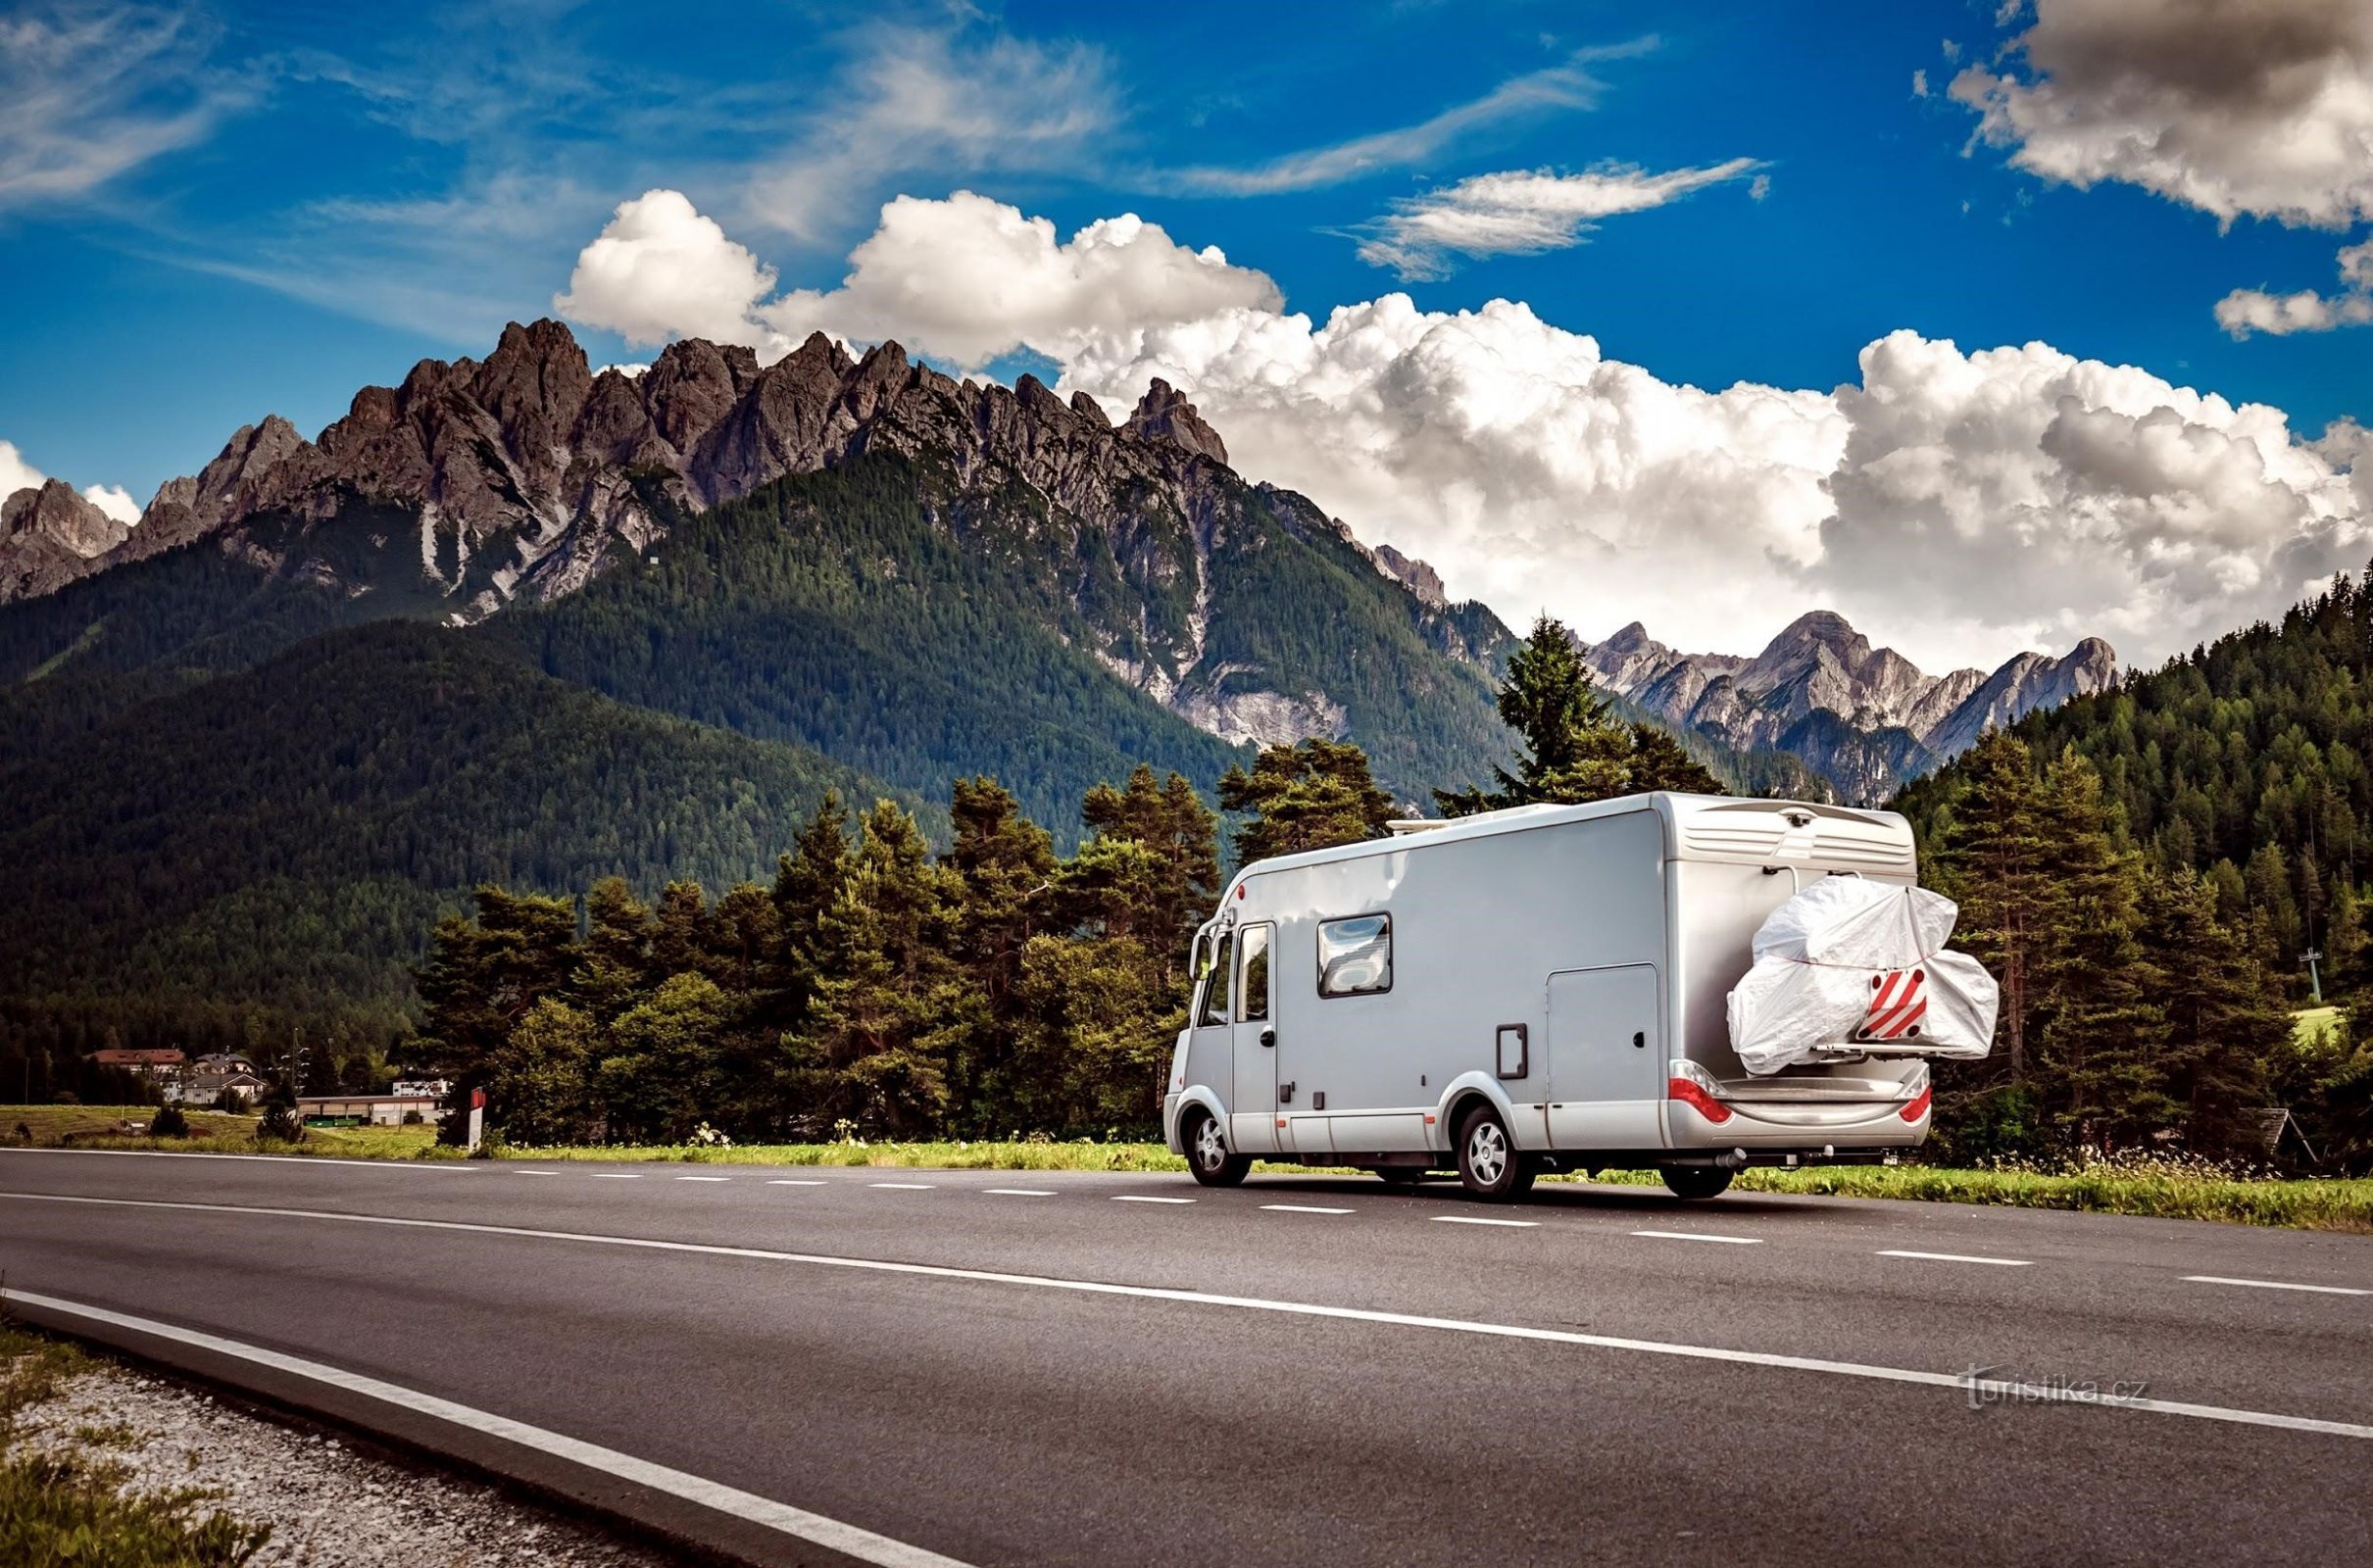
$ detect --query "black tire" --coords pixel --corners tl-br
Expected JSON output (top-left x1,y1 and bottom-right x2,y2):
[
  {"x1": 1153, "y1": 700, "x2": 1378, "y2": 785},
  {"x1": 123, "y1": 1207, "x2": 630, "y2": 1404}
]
[
  {"x1": 1184, "y1": 1109, "x2": 1251, "y2": 1188},
  {"x1": 1661, "y1": 1166, "x2": 1734, "y2": 1200},
  {"x1": 1455, "y1": 1105, "x2": 1536, "y2": 1201},
  {"x1": 1376, "y1": 1167, "x2": 1426, "y2": 1188}
]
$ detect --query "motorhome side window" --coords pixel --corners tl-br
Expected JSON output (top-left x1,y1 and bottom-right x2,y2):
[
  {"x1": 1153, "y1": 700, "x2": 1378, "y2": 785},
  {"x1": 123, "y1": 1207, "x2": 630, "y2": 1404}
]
[
  {"x1": 1316, "y1": 913, "x2": 1392, "y2": 997},
  {"x1": 1238, "y1": 925, "x2": 1271, "y2": 1023},
  {"x1": 1197, "y1": 930, "x2": 1234, "y2": 1027}
]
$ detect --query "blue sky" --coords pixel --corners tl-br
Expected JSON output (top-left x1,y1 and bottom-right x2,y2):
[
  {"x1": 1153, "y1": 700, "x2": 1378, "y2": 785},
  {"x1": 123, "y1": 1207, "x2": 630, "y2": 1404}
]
[{"x1": 5, "y1": 0, "x2": 2370, "y2": 668}]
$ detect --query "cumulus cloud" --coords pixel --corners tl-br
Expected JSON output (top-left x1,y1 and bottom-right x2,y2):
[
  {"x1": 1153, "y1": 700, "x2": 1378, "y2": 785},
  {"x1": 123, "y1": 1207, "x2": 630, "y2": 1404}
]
[
  {"x1": 552, "y1": 192, "x2": 2373, "y2": 670},
  {"x1": 81, "y1": 482, "x2": 139, "y2": 523},
  {"x1": 1353, "y1": 159, "x2": 1762, "y2": 280},
  {"x1": 1950, "y1": 0, "x2": 2373, "y2": 229},
  {"x1": 2216, "y1": 238, "x2": 2373, "y2": 336},
  {"x1": 558, "y1": 189, "x2": 1281, "y2": 371},
  {"x1": 0, "y1": 440, "x2": 45, "y2": 501},
  {"x1": 556, "y1": 190, "x2": 786, "y2": 352}
]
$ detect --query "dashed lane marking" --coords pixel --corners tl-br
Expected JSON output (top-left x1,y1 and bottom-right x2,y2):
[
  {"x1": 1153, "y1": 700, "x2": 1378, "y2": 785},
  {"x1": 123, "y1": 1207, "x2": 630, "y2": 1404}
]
[
  {"x1": 1631, "y1": 1230, "x2": 1762, "y2": 1246},
  {"x1": 1879, "y1": 1250, "x2": 2033, "y2": 1266},
  {"x1": 12, "y1": 1194, "x2": 2371, "y2": 1444},
  {"x1": 868, "y1": 1183, "x2": 937, "y2": 1191},
  {"x1": 1112, "y1": 1195, "x2": 1195, "y2": 1204},
  {"x1": 766, "y1": 1179, "x2": 829, "y2": 1187},
  {"x1": 1262, "y1": 1204, "x2": 1355, "y2": 1215},
  {"x1": 983, "y1": 1189, "x2": 1056, "y2": 1197},
  {"x1": 1431, "y1": 1215, "x2": 1537, "y2": 1228},
  {"x1": 2184, "y1": 1275, "x2": 2369, "y2": 1297},
  {"x1": 675, "y1": 1176, "x2": 731, "y2": 1184}
]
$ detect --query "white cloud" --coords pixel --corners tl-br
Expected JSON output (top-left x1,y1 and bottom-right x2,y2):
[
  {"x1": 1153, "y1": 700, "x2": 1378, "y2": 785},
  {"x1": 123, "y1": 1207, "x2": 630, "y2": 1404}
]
[
  {"x1": 0, "y1": 440, "x2": 45, "y2": 500},
  {"x1": 1353, "y1": 158, "x2": 1761, "y2": 279},
  {"x1": 744, "y1": 25, "x2": 1116, "y2": 243},
  {"x1": 0, "y1": 4, "x2": 248, "y2": 208},
  {"x1": 556, "y1": 190, "x2": 787, "y2": 353},
  {"x1": 1167, "y1": 46, "x2": 1639, "y2": 196},
  {"x1": 558, "y1": 189, "x2": 1282, "y2": 371},
  {"x1": 2217, "y1": 238, "x2": 2373, "y2": 336},
  {"x1": 552, "y1": 192, "x2": 2373, "y2": 671},
  {"x1": 1912, "y1": 69, "x2": 1930, "y2": 98},
  {"x1": 81, "y1": 482, "x2": 140, "y2": 523},
  {"x1": 1950, "y1": 0, "x2": 2373, "y2": 229},
  {"x1": 0, "y1": 438, "x2": 140, "y2": 523}
]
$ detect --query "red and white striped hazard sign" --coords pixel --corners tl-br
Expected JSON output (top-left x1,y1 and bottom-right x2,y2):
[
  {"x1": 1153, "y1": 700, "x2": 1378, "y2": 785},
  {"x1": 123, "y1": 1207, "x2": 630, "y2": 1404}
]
[{"x1": 1858, "y1": 967, "x2": 1927, "y2": 1041}]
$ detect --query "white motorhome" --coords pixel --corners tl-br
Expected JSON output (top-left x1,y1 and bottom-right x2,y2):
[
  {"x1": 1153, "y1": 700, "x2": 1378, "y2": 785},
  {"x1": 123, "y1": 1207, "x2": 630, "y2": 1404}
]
[{"x1": 1162, "y1": 793, "x2": 1953, "y2": 1200}]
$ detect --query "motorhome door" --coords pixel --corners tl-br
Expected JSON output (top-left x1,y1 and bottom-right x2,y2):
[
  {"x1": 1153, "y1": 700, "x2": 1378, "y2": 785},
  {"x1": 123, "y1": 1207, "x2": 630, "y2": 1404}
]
[
  {"x1": 1545, "y1": 963, "x2": 1663, "y2": 1151},
  {"x1": 1228, "y1": 922, "x2": 1279, "y2": 1154}
]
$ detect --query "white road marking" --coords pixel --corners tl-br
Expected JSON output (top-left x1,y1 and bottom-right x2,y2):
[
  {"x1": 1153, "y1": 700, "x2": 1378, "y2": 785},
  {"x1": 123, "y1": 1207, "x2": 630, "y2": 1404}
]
[
  {"x1": 983, "y1": 1189, "x2": 1056, "y2": 1197},
  {"x1": 0, "y1": 1149, "x2": 472, "y2": 1173},
  {"x1": 766, "y1": 1179, "x2": 829, "y2": 1187},
  {"x1": 675, "y1": 1176, "x2": 730, "y2": 1184},
  {"x1": 12, "y1": 1191, "x2": 2371, "y2": 1443},
  {"x1": 1879, "y1": 1250, "x2": 2033, "y2": 1267},
  {"x1": 0, "y1": 1287, "x2": 974, "y2": 1568},
  {"x1": 2185, "y1": 1275, "x2": 2370, "y2": 1297},
  {"x1": 1262, "y1": 1204, "x2": 1354, "y2": 1215},
  {"x1": 869, "y1": 1182, "x2": 936, "y2": 1191},
  {"x1": 514, "y1": 1170, "x2": 562, "y2": 1177},
  {"x1": 1632, "y1": 1230, "x2": 1762, "y2": 1246},
  {"x1": 1431, "y1": 1215, "x2": 1537, "y2": 1228},
  {"x1": 1112, "y1": 1195, "x2": 1195, "y2": 1204},
  {"x1": 589, "y1": 1173, "x2": 643, "y2": 1180}
]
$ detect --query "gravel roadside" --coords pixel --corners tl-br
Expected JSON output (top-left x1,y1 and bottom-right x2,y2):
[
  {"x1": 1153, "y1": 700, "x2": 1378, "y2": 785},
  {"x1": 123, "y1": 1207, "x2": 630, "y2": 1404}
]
[{"x1": 9, "y1": 1350, "x2": 685, "y2": 1566}]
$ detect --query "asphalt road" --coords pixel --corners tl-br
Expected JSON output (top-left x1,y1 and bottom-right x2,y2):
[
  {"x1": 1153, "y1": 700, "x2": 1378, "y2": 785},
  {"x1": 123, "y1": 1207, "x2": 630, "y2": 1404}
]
[{"x1": 3, "y1": 1149, "x2": 2369, "y2": 1567}]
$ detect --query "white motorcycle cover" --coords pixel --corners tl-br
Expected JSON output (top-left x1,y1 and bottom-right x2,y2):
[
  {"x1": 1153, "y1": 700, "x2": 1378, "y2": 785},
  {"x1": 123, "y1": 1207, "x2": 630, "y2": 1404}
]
[{"x1": 1725, "y1": 878, "x2": 2000, "y2": 1076}]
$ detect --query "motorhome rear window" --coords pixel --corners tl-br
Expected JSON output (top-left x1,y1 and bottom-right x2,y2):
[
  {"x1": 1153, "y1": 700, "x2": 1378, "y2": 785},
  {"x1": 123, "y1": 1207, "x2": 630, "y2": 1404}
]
[{"x1": 1316, "y1": 913, "x2": 1391, "y2": 997}]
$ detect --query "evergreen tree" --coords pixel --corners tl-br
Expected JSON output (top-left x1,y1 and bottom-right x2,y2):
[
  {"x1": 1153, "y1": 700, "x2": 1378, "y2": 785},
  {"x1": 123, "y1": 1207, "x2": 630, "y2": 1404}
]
[
  {"x1": 415, "y1": 887, "x2": 581, "y2": 1080},
  {"x1": 2030, "y1": 752, "x2": 2164, "y2": 1146},
  {"x1": 1219, "y1": 739, "x2": 1397, "y2": 863},
  {"x1": 486, "y1": 998, "x2": 603, "y2": 1145},
  {"x1": 2142, "y1": 868, "x2": 2286, "y2": 1155},
  {"x1": 1078, "y1": 764, "x2": 1220, "y2": 979},
  {"x1": 1941, "y1": 732, "x2": 2052, "y2": 1086},
  {"x1": 1436, "y1": 614, "x2": 1721, "y2": 813}
]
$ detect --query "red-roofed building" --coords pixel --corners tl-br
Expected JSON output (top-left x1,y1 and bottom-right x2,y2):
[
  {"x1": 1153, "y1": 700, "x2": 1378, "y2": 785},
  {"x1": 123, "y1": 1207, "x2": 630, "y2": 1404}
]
[{"x1": 93, "y1": 1049, "x2": 186, "y2": 1075}]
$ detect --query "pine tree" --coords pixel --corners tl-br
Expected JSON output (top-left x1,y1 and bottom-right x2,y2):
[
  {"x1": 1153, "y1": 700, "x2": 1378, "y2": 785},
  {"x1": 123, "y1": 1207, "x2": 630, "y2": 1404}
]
[
  {"x1": 1078, "y1": 764, "x2": 1219, "y2": 980},
  {"x1": 1219, "y1": 739, "x2": 1397, "y2": 863},
  {"x1": 1942, "y1": 732, "x2": 2052, "y2": 1086},
  {"x1": 2030, "y1": 751, "x2": 2164, "y2": 1147},
  {"x1": 415, "y1": 887, "x2": 581, "y2": 1080},
  {"x1": 486, "y1": 998, "x2": 603, "y2": 1145},
  {"x1": 1436, "y1": 614, "x2": 1721, "y2": 812}
]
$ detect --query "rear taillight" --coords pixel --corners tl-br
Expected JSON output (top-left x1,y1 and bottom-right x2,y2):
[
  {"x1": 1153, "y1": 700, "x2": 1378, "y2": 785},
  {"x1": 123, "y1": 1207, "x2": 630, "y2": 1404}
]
[
  {"x1": 1900, "y1": 1085, "x2": 1933, "y2": 1122},
  {"x1": 1667, "y1": 1074, "x2": 1732, "y2": 1124}
]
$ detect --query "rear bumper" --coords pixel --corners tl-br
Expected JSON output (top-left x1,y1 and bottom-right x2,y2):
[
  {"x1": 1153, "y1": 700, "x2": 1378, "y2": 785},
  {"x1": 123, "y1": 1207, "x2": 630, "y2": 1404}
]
[{"x1": 1665, "y1": 1096, "x2": 1929, "y2": 1151}]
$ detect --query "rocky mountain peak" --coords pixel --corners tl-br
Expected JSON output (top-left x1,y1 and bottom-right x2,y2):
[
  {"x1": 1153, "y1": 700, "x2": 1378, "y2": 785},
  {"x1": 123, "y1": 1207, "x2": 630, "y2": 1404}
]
[
  {"x1": 1372, "y1": 543, "x2": 1447, "y2": 610},
  {"x1": 1123, "y1": 378, "x2": 1229, "y2": 466},
  {"x1": 4, "y1": 478, "x2": 126, "y2": 558},
  {"x1": 1581, "y1": 609, "x2": 2118, "y2": 803}
]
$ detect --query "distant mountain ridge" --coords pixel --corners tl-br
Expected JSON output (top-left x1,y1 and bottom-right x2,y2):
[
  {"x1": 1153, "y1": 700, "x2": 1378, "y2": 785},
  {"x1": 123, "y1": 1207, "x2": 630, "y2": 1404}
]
[
  {"x1": 1583, "y1": 612, "x2": 2117, "y2": 803},
  {"x1": 0, "y1": 318, "x2": 1514, "y2": 770}
]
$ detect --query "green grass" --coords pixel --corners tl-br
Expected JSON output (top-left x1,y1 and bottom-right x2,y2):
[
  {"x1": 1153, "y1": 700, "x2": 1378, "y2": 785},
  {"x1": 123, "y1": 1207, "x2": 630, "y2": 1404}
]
[
  {"x1": 2294, "y1": 1004, "x2": 2342, "y2": 1045},
  {"x1": 0, "y1": 1106, "x2": 462, "y2": 1161},
  {"x1": 15, "y1": 1107, "x2": 2369, "y2": 1233},
  {"x1": 0, "y1": 1322, "x2": 272, "y2": 1566}
]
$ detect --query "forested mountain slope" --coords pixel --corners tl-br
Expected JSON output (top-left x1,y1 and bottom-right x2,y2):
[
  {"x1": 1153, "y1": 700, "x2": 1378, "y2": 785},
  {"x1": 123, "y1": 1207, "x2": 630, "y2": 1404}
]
[
  {"x1": 0, "y1": 622, "x2": 915, "y2": 1056},
  {"x1": 1895, "y1": 570, "x2": 2373, "y2": 971}
]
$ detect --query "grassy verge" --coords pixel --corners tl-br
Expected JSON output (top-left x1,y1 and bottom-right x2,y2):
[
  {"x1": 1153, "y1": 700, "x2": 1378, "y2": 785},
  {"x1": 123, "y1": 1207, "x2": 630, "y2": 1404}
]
[
  {"x1": 11, "y1": 1108, "x2": 2369, "y2": 1233},
  {"x1": 0, "y1": 1322, "x2": 270, "y2": 1566},
  {"x1": 3, "y1": 1107, "x2": 462, "y2": 1162}
]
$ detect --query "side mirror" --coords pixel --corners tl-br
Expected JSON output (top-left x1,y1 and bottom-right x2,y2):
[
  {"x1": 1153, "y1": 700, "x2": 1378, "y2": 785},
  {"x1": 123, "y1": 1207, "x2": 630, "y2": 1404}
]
[{"x1": 1260, "y1": 1027, "x2": 1276, "y2": 1049}]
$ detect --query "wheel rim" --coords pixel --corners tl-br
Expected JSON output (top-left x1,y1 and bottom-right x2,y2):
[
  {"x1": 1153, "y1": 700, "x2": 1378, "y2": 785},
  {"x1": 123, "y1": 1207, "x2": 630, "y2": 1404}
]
[
  {"x1": 1466, "y1": 1121, "x2": 1508, "y2": 1185},
  {"x1": 1194, "y1": 1117, "x2": 1227, "y2": 1170}
]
